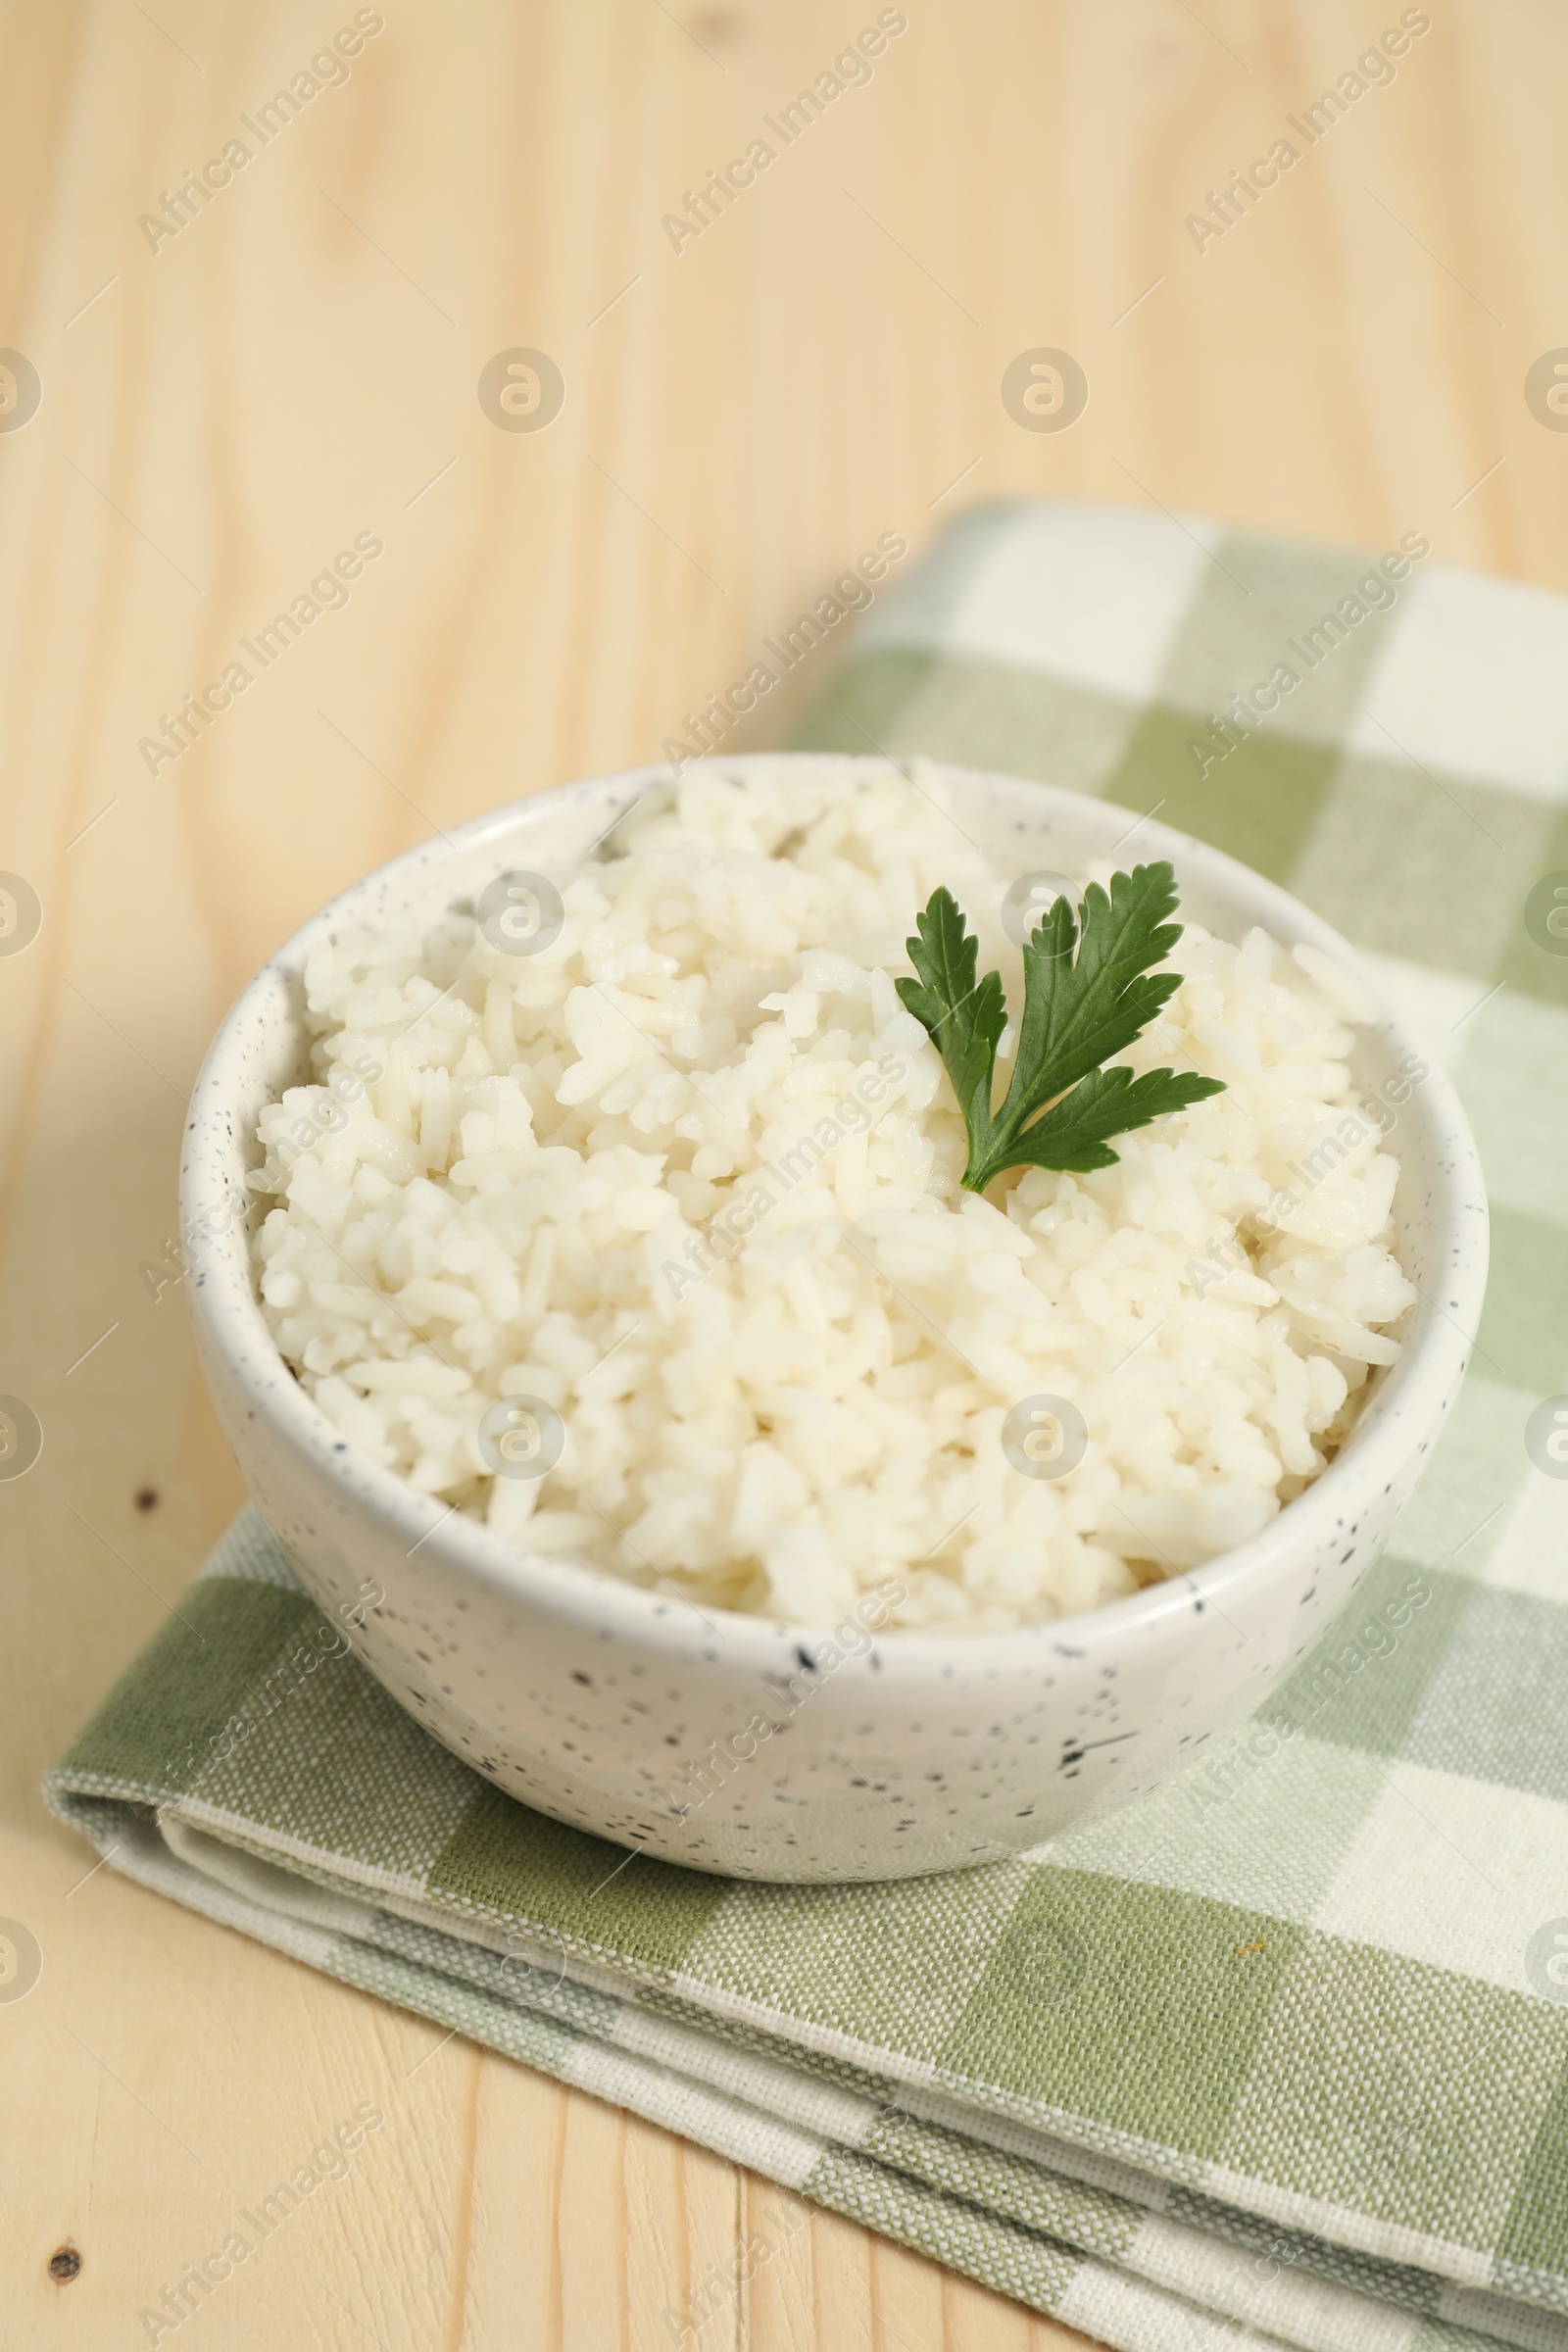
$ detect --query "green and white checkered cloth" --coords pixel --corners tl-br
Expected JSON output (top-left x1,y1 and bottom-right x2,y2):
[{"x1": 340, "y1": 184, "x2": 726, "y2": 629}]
[{"x1": 49, "y1": 501, "x2": 1568, "y2": 2352}]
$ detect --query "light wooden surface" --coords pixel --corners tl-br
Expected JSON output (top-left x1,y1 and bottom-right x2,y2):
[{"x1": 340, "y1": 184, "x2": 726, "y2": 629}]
[{"x1": 3, "y1": 1, "x2": 1564, "y2": 2342}]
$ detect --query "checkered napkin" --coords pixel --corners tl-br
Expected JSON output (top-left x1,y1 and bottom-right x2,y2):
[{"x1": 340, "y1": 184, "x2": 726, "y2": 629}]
[{"x1": 49, "y1": 502, "x2": 1568, "y2": 2352}]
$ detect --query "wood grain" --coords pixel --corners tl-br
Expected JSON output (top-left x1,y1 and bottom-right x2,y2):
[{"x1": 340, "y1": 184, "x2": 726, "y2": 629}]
[{"x1": 1, "y1": 0, "x2": 1561, "y2": 2342}]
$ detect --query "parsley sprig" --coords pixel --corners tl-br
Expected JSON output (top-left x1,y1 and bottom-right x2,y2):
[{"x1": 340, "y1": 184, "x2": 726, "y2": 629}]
[{"x1": 896, "y1": 861, "x2": 1226, "y2": 1191}]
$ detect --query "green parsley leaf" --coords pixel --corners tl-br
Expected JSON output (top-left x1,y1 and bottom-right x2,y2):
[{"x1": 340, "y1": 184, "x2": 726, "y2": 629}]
[
  {"x1": 895, "y1": 862, "x2": 1226, "y2": 1193},
  {"x1": 895, "y1": 886, "x2": 1008, "y2": 1179}
]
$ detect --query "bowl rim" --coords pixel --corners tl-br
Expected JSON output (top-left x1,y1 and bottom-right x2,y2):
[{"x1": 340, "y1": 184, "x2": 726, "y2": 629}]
[{"x1": 181, "y1": 752, "x2": 1490, "y2": 1676}]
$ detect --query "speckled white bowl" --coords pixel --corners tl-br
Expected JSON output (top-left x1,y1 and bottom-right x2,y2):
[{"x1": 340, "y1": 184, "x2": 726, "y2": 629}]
[{"x1": 180, "y1": 757, "x2": 1488, "y2": 1883}]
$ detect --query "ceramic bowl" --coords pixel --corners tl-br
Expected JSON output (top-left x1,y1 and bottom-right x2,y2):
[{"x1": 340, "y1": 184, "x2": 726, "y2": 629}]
[{"x1": 180, "y1": 756, "x2": 1488, "y2": 1883}]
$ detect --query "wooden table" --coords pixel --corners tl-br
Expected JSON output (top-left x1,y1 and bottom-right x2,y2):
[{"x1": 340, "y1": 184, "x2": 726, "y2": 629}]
[{"x1": 3, "y1": 1, "x2": 1558, "y2": 2342}]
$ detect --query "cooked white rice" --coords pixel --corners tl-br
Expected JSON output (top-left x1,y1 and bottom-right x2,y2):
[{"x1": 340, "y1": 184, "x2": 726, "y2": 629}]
[{"x1": 250, "y1": 760, "x2": 1416, "y2": 1632}]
